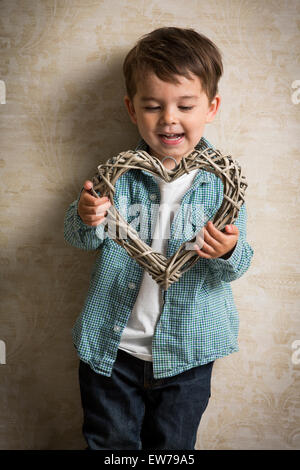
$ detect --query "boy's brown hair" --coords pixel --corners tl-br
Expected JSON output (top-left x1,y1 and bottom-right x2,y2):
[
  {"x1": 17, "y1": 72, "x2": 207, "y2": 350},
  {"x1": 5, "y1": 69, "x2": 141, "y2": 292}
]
[{"x1": 123, "y1": 27, "x2": 223, "y2": 104}]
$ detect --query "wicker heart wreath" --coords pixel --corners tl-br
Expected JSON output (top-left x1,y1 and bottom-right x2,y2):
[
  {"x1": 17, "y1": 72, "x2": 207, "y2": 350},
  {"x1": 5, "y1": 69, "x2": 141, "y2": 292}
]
[{"x1": 91, "y1": 147, "x2": 247, "y2": 290}]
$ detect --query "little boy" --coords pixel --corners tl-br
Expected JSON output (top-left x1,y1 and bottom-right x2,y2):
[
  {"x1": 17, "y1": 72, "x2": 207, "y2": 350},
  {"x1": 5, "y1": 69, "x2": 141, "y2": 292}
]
[{"x1": 64, "y1": 27, "x2": 254, "y2": 450}]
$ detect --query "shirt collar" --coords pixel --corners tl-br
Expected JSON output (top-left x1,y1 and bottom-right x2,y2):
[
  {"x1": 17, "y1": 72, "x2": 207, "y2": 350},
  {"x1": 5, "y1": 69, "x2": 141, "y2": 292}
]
[{"x1": 135, "y1": 137, "x2": 213, "y2": 184}]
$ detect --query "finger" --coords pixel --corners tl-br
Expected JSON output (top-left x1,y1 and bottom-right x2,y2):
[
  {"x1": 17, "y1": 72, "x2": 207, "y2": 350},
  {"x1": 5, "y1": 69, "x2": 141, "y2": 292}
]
[
  {"x1": 194, "y1": 227, "x2": 217, "y2": 255},
  {"x1": 203, "y1": 225, "x2": 222, "y2": 251},
  {"x1": 82, "y1": 213, "x2": 109, "y2": 225},
  {"x1": 78, "y1": 200, "x2": 111, "y2": 224},
  {"x1": 83, "y1": 180, "x2": 93, "y2": 191},
  {"x1": 95, "y1": 200, "x2": 112, "y2": 215},
  {"x1": 82, "y1": 191, "x2": 109, "y2": 206},
  {"x1": 200, "y1": 240, "x2": 217, "y2": 255},
  {"x1": 193, "y1": 244, "x2": 212, "y2": 259},
  {"x1": 205, "y1": 221, "x2": 224, "y2": 241},
  {"x1": 82, "y1": 200, "x2": 111, "y2": 215},
  {"x1": 225, "y1": 224, "x2": 239, "y2": 236}
]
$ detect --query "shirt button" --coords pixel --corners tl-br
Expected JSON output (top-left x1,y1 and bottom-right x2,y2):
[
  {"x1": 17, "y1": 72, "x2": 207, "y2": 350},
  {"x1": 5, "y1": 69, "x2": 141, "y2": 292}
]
[
  {"x1": 150, "y1": 193, "x2": 157, "y2": 201},
  {"x1": 113, "y1": 325, "x2": 121, "y2": 333},
  {"x1": 128, "y1": 282, "x2": 136, "y2": 289}
]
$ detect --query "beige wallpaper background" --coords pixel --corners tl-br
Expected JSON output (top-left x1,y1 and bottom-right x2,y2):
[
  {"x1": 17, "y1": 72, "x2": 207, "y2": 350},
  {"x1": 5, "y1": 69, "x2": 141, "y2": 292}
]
[{"x1": 0, "y1": 0, "x2": 299, "y2": 450}]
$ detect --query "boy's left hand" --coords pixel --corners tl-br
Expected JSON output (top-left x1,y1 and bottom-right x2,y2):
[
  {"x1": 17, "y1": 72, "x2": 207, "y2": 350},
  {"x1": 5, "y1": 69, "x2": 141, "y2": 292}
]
[{"x1": 193, "y1": 221, "x2": 239, "y2": 259}]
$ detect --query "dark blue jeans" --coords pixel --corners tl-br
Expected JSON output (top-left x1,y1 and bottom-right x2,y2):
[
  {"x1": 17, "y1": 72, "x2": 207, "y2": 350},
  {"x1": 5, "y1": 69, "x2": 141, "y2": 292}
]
[{"x1": 79, "y1": 348, "x2": 213, "y2": 450}]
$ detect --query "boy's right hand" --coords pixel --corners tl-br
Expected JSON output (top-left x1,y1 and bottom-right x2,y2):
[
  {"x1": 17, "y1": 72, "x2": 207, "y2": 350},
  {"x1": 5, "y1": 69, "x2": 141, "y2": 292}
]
[{"x1": 78, "y1": 180, "x2": 111, "y2": 227}]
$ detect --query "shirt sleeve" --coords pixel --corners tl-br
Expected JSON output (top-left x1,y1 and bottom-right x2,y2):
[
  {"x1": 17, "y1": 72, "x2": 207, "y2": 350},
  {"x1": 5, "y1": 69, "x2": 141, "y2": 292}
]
[
  {"x1": 63, "y1": 191, "x2": 106, "y2": 251},
  {"x1": 207, "y1": 202, "x2": 254, "y2": 282}
]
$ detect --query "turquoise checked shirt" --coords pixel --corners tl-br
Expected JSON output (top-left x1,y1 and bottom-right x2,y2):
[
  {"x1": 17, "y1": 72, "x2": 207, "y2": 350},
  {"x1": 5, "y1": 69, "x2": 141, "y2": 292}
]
[{"x1": 64, "y1": 137, "x2": 254, "y2": 379}]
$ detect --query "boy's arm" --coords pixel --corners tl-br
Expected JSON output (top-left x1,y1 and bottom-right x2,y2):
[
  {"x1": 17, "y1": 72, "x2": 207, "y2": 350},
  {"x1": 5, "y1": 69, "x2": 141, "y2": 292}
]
[
  {"x1": 64, "y1": 181, "x2": 110, "y2": 251},
  {"x1": 204, "y1": 203, "x2": 254, "y2": 282},
  {"x1": 64, "y1": 198, "x2": 105, "y2": 251}
]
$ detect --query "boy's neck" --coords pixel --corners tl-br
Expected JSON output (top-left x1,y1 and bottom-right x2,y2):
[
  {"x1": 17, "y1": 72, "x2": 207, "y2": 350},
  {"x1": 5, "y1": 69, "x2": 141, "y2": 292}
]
[
  {"x1": 150, "y1": 149, "x2": 192, "y2": 170},
  {"x1": 135, "y1": 137, "x2": 212, "y2": 169},
  {"x1": 157, "y1": 155, "x2": 181, "y2": 170}
]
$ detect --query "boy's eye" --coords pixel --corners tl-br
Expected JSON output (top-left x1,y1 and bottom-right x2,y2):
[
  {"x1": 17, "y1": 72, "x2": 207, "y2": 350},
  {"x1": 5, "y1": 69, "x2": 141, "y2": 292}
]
[
  {"x1": 179, "y1": 106, "x2": 194, "y2": 111},
  {"x1": 144, "y1": 106, "x2": 160, "y2": 111},
  {"x1": 143, "y1": 105, "x2": 194, "y2": 111}
]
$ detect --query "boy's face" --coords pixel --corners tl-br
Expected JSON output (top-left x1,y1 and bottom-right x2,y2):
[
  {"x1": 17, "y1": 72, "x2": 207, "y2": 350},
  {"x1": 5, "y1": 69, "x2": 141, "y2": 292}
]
[{"x1": 124, "y1": 72, "x2": 220, "y2": 163}]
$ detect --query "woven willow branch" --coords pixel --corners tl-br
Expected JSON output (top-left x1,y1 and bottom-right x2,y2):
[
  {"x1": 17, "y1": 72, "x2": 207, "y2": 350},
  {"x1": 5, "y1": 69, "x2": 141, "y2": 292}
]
[{"x1": 92, "y1": 147, "x2": 247, "y2": 290}]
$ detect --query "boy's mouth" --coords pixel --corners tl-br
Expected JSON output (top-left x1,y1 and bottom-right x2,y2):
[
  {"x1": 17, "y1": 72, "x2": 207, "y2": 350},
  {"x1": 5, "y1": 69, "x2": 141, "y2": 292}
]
[{"x1": 158, "y1": 133, "x2": 185, "y2": 145}]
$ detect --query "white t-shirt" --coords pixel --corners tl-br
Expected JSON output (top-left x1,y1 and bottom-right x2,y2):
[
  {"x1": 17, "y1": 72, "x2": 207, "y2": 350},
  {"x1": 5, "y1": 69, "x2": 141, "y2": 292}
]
[{"x1": 118, "y1": 168, "x2": 199, "y2": 361}]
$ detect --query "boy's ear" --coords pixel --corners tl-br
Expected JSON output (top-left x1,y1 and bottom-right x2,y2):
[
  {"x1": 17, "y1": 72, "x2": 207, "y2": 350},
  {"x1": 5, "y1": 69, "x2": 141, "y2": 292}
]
[
  {"x1": 206, "y1": 94, "x2": 221, "y2": 124},
  {"x1": 124, "y1": 96, "x2": 137, "y2": 124}
]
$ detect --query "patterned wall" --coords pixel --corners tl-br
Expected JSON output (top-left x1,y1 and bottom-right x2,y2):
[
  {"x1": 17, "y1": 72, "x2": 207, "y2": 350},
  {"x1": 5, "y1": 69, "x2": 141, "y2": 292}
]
[{"x1": 0, "y1": 0, "x2": 299, "y2": 450}]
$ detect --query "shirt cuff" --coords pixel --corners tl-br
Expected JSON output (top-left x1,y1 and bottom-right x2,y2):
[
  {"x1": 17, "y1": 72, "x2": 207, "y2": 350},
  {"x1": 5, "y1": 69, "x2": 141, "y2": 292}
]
[
  {"x1": 210, "y1": 235, "x2": 243, "y2": 269},
  {"x1": 74, "y1": 203, "x2": 105, "y2": 241}
]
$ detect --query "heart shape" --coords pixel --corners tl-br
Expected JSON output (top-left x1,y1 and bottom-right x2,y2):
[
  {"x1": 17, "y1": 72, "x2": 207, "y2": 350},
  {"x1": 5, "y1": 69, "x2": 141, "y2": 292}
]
[{"x1": 92, "y1": 147, "x2": 247, "y2": 290}]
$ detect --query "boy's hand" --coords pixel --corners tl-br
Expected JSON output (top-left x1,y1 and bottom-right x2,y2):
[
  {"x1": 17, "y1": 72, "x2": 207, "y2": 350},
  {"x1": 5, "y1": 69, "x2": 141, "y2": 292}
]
[
  {"x1": 193, "y1": 221, "x2": 239, "y2": 259},
  {"x1": 78, "y1": 180, "x2": 111, "y2": 227}
]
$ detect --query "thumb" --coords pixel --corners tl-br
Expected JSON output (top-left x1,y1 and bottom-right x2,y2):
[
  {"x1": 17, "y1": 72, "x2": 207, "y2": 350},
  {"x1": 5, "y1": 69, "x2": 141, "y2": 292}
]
[
  {"x1": 225, "y1": 224, "x2": 238, "y2": 234},
  {"x1": 83, "y1": 180, "x2": 93, "y2": 191}
]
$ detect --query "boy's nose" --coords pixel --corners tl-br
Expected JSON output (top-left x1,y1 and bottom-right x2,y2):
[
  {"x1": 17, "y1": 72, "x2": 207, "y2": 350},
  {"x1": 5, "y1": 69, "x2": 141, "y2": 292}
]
[{"x1": 160, "y1": 108, "x2": 178, "y2": 125}]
